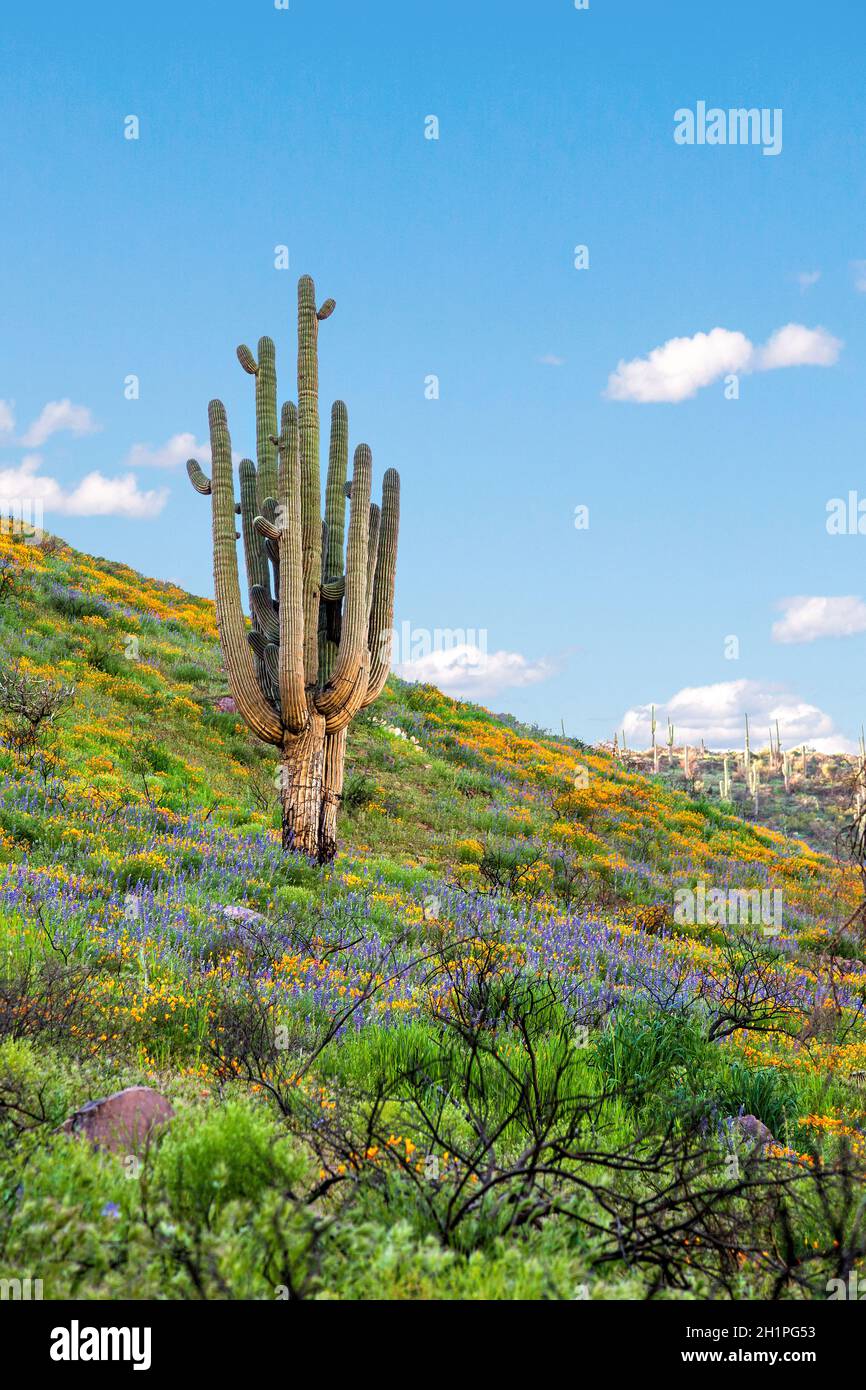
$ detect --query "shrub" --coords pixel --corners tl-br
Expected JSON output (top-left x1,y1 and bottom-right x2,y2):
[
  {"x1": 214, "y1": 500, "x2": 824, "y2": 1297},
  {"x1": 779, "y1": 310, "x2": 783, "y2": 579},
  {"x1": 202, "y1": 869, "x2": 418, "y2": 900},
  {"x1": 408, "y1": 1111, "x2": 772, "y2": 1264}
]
[
  {"x1": 342, "y1": 772, "x2": 377, "y2": 812},
  {"x1": 0, "y1": 1039, "x2": 75, "y2": 1136},
  {"x1": 84, "y1": 636, "x2": 126, "y2": 676},
  {"x1": 152, "y1": 1102, "x2": 305, "y2": 1227},
  {"x1": 454, "y1": 768, "x2": 492, "y2": 799},
  {"x1": 172, "y1": 661, "x2": 211, "y2": 684},
  {"x1": 594, "y1": 1009, "x2": 712, "y2": 1108},
  {"x1": 478, "y1": 842, "x2": 544, "y2": 895},
  {"x1": 0, "y1": 659, "x2": 74, "y2": 763}
]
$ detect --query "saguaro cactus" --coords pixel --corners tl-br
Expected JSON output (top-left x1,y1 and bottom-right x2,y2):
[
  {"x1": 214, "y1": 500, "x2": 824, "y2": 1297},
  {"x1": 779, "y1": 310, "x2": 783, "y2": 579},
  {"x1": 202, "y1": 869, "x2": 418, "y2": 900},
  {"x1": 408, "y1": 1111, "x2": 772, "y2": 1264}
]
[
  {"x1": 719, "y1": 754, "x2": 731, "y2": 802},
  {"x1": 187, "y1": 275, "x2": 400, "y2": 862}
]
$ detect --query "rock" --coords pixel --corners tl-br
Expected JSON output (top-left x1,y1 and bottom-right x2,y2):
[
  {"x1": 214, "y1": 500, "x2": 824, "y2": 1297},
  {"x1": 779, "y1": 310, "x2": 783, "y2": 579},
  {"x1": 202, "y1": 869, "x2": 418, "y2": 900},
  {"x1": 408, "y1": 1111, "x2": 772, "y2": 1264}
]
[
  {"x1": 215, "y1": 696, "x2": 237, "y2": 713},
  {"x1": 219, "y1": 904, "x2": 267, "y2": 926},
  {"x1": 61, "y1": 1086, "x2": 174, "y2": 1154},
  {"x1": 730, "y1": 1114, "x2": 775, "y2": 1149}
]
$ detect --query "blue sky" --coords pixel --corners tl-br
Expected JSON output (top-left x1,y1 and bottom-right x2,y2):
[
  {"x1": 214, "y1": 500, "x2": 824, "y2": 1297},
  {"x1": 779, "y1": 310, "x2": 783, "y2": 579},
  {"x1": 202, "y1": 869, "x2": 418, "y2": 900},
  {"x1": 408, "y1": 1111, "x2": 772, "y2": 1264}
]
[{"x1": 2, "y1": 0, "x2": 866, "y2": 751}]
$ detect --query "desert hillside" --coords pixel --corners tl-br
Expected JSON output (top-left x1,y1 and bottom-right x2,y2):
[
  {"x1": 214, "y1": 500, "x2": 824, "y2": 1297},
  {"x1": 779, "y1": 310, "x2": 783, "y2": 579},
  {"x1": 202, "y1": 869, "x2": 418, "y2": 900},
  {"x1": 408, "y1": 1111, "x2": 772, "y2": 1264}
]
[{"x1": 1, "y1": 529, "x2": 865, "y2": 1300}]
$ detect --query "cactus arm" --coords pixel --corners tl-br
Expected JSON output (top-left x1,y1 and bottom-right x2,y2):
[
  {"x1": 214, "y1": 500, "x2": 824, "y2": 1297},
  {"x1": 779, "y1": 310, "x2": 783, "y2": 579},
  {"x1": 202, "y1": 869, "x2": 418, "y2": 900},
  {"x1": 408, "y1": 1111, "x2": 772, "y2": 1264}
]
[
  {"x1": 323, "y1": 661, "x2": 370, "y2": 733},
  {"x1": 324, "y1": 401, "x2": 348, "y2": 580},
  {"x1": 237, "y1": 343, "x2": 257, "y2": 375},
  {"x1": 254, "y1": 515, "x2": 280, "y2": 543},
  {"x1": 239, "y1": 455, "x2": 272, "y2": 704},
  {"x1": 238, "y1": 339, "x2": 278, "y2": 509},
  {"x1": 263, "y1": 642, "x2": 280, "y2": 686},
  {"x1": 250, "y1": 584, "x2": 279, "y2": 643},
  {"x1": 365, "y1": 503, "x2": 381, "y2": 626},
  {"x1": 187, "y1": 458, "x2": 212, "y2": 495},
  {"x1": 238, "y1": 458, "x2": 271, "y2": 604},
  {"x1": 208, "y1": 400, "x2": 281, "y2": 744},
  {"x1": 255, "y1": 337, "x2": 278, "y2": 507},
  {"x1": 316, "y1": 443, "x2": 372, "y2": 718},
  {"x1": 298, "y1": 275, "x2": 327, "y2": 684},
  {"x1": 319, "y1": 400, "x2": 350, "y2": 684},
  {"x1": 362, "y1": 467, "x2": 400, "y2": 707},
  {"x1": 321, "y1": 576, "x2": 346, "y2": 602},
  {"x1": 275, "y1": 401, "x2": 307, "y2": 733}
]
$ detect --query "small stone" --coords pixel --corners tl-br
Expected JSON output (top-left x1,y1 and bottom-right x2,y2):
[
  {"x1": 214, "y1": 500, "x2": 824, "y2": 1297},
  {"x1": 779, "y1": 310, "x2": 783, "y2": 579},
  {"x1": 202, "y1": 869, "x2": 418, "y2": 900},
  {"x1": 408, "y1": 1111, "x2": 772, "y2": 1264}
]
[
  {"x1": 61, "y1": 1086, "x2": 174, "y2": 1154},
  {"x1": 730, "y1": 1113, "x2": 775, "y2": 1148},
  {"x1": 220, "y1": 904, "x2": 267, "y2": 926}
]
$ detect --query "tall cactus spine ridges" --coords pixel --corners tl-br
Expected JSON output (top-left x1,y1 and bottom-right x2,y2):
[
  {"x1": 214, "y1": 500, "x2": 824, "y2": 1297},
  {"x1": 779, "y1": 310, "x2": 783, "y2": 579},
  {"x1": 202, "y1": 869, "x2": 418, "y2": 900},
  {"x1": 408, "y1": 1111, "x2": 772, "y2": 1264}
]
[{"x1": 187, "y1": 275, "x2": 401, "y2": 862}]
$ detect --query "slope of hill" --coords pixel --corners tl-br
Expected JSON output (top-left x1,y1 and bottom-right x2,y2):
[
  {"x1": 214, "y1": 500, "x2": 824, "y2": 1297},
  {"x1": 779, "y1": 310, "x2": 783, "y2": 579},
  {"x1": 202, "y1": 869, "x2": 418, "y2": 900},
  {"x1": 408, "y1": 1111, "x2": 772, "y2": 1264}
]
[{"x1": 1, "y1": 530, "x2": 865, "y2": 1301}]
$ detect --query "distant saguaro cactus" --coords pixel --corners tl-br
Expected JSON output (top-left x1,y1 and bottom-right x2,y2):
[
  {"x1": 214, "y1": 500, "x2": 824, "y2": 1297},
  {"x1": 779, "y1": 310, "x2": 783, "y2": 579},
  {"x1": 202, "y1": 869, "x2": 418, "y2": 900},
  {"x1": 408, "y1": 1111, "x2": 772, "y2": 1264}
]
[
  {"x1": 719, "y1": 754, "x2": 731, "y2": 802},
  {"x1": 187, "y1": 275, "x2": 400, "y2": 862}
]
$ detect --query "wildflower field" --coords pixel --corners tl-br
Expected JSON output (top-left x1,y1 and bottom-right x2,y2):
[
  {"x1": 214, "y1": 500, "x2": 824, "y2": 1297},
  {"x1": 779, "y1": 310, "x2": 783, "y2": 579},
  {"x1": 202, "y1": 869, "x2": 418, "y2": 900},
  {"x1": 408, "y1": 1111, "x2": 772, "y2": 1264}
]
[{"x1": 2, "y1": 530, "x2": 866, "y2": 1301}]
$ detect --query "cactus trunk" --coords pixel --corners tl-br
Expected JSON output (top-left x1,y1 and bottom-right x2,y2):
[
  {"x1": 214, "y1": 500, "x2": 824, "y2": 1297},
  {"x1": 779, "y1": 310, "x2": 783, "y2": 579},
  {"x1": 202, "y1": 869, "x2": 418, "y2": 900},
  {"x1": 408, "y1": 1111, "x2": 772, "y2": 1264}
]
[
  {"x1": 279, "y1": 713, "x2": 327, "y2": 856},
  {"x1": 320, "y1": 727, "x2": 348, "y2": 863}
]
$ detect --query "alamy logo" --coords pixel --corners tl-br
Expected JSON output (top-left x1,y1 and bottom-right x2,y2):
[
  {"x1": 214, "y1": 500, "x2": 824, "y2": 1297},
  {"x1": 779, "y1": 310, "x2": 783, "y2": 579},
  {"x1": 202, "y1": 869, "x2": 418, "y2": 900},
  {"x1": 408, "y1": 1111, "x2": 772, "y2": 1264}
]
[
  {"x1": 0, "y1": 498, "x2": 44, "y2": 544},
  {"x1": 0, "y1": 1276, "x2": 42, "y2": 1299},
  {"x1": 827, "y1": 1272, "x2": 866, "y2": 1300},
  {"x1": 826, "y1": 492, "x2": 866, "y2": 534},
  {"x1": 49, "y1": 1320, "x2": 152, "y2": 1372},
  {"x1": 673, "y1": 882, "x2": 783, "y2": 935},
  {"x1": 385, "y1": 621, "x2": 488, "y2": 666},
  {"x1": 674, "y1": 102, "x2": 782, "y2": 157}
]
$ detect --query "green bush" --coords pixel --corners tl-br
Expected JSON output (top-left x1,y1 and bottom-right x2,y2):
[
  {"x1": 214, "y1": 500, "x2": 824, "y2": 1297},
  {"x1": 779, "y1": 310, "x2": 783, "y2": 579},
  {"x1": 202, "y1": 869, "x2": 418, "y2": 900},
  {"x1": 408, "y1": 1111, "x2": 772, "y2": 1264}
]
[
  {"x1": 153, "y1": 1102, "x2": 305, "y2": 1226},
  {"x1": 342, "y1": 772, "x2": 377, "y2": 812},
  {"x1": 172, "y1": 661, "x2": 211, "y2": 685},
  {"x1": 710, "y1": 1061, "x2": 801, "y2": 1139},
  {"x1": 594, "y1": 1009, "x2": 712, "y2": 1109}
]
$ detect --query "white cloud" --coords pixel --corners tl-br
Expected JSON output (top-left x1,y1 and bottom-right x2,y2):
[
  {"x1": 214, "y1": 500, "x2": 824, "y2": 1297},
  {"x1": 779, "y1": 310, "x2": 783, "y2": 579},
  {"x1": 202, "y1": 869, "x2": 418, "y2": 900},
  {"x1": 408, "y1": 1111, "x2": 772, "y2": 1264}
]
[
  {"x1": 125, "y1": 431, "x2": 240, "y2": 469},
  {"x1": 63, "y1": 472, "x2": 168, "y2": 518},
  {"x1": 621, "y1": 679, "x2": 855, "y2": 753},
  {"x1": 772, "y1": 595, "x2": 866, "y2": 645},
  {"x1": 754, "y1": 323, "x2": 841, "y2": 370},
  {"x1": 21, "y1": 399, "x2": 100, "y2": 447},
  {"x1": 797, "y1": 270, "x2": 821, "y2": 290},
  {"x1": 124, "y1": 432, "x2": 210, "y2": 469},
  {"x1": 606, "y1": 328, "x2": 752, "y2": 403},
  {"x1": 0, "y1": 400, "x2": 15, "y2": 436},
  {"x1": 538, "y1": 354, "x2": 565, "y2": 367},
  {"x1": 395, "y1": 643, "x2": 555, "y2": 700},
  {"x1": 606, "y1": 322, "x2": 842, "y2": 403},
  {"x1": 0, "y1": 454, "x2": 167, "y2": 520}
]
